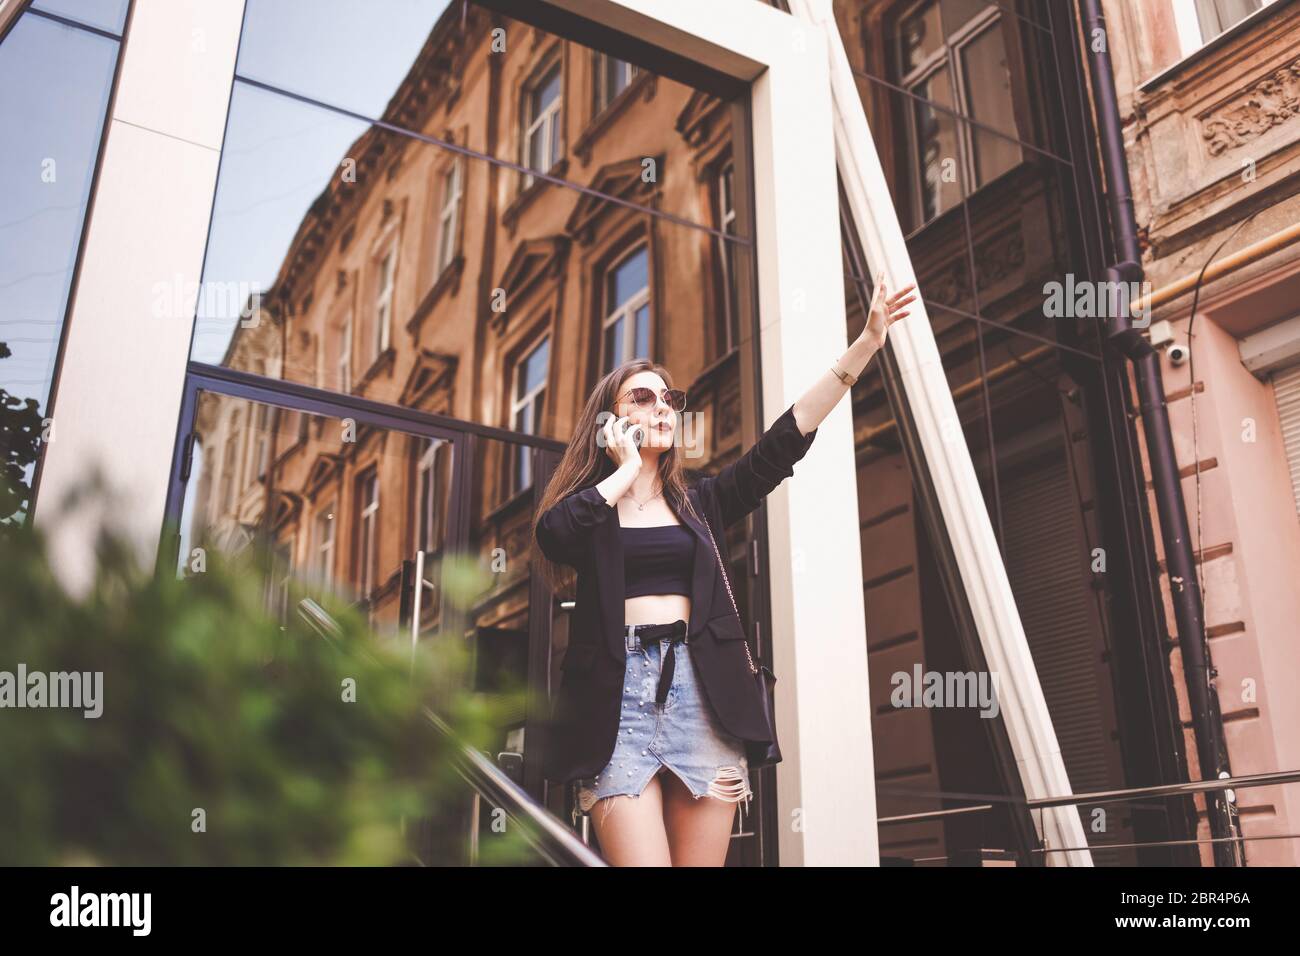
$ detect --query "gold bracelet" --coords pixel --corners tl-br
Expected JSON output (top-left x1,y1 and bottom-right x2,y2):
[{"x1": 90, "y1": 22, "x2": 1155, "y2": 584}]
[{"x1": 831, "y1": 362, "x2": 857, "y2": 387}]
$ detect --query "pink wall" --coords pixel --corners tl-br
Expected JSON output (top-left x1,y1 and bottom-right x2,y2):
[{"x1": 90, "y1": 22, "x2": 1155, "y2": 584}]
[{"x1": 1154, "y1": 308, "x2": 1300, "y2": 865}]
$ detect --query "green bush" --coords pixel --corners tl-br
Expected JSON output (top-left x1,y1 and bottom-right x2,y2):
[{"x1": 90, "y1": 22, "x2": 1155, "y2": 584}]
[{"x1": 0, "y1": 481, "x2": 532, "y2": 866}]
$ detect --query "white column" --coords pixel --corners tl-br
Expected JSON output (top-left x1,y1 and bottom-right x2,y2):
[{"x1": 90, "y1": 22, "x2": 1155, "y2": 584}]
[
  {"x1": 793, "y1": 0, "x2": 1093, "y2": 864},
  {"x1": 34, "y1": 0, "x2": 245, "y2": 593},
  {"x1": 749, "y1": 34, "x2": 877, "y2": 868}
]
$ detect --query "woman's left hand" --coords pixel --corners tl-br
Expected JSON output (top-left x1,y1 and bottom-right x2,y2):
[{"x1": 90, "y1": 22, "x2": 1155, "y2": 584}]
[{"x1": 861, "y1": 277, "x2": 917, "y2": 351}]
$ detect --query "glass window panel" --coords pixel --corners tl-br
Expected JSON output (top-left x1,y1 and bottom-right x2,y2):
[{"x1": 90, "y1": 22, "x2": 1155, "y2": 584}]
[
  {"x1": 234, "y1": 0, "x2": 449, "y2": 121},
  {"x1": 940, "y1": 0, "x2": 991, "y2": 37},
  {"x1": 861, "y1": 1, "x2": 1060, "y2": 160},
  {"x1": 0, "y1": 13, "x2": 119, "y2": 525},
  {"x1": 634, "y1": 305, "x2": 650, "y2": 360},
  {"x1": 837, "y1": 336, "x2": 1020, "y2": 861},
  {"x1": 196, "y1": 81, "x2": 753, "y2": 439},
  {"x1": 981, "y1": 339, "x2": 1134, "y2": 863},
  {"x1": 1195, "y1": 0, "x2": 1263, "y2": 39},
  {"x1": 600, "y1": 55, "x2": 635, "y2": 108},
  {"x1": 608, "y1": 247, "x2": 648, "y2": 307},
  {"x1": 520, "y1": 338, "x2": 548, "y2": 395},
  {"x1": 232, "y1": 0, "x2": 746, "y2": 234},
  {"x1": 899, "y1": 2, "x2": 943, "y2": 74},
  {"x1": 460, "y1": 432, "x2": 551, "y2": 796},
  {"x1": 533, "y1": 64, "x2": 562, "y2": 113},
  {"x1": 177, "y1": 390, "x2": 456, "y2": 644},
  {"x1": 964, "y1": 141, "x2": 1103, "y2": 355},
  {"x1": 603, "y1": 318, "x2": 624, "y2": 374},
  {"x1": 909, "y1": 75, "x2": 964, "y2": 226},
  {"x1": 30, "y1": 0, "x2": 130, "y2": 35},
  {"x1": 959, "y1": 21, "x2": 1021, "y2": 173},
  {"x1": 849, "y1": 78, "x2": 980, "y2": 316}
]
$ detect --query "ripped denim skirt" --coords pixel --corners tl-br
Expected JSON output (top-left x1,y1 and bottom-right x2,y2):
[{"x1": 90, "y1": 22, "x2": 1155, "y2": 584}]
[{"x1": 576, "y1": 619, "x2": 753, "y2": 823}]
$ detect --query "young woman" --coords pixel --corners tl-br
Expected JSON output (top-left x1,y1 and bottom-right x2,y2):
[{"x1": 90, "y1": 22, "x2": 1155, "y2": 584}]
[{"x1": 532, "y1": 280, "x2": 916, "y2": 866}]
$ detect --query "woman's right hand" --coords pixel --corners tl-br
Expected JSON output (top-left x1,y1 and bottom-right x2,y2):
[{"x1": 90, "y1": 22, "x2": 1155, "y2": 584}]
[{"x1": 602, "y1": 414, "x2": 643, "y2": 471}]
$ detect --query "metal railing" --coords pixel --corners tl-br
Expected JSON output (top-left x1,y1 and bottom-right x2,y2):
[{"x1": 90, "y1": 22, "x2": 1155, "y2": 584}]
[
  {"x1": 296, "y1": 597, "x2": 604, "y2": 867},
  {"x1": 877, "y1": 768, "x2": 1300, "y2": 863}
]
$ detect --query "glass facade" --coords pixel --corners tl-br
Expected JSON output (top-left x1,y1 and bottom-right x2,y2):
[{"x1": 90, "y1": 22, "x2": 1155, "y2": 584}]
[
  {"x1": 830, "y1": 0, "x2": 1177, "y2": 863},
  {"x1": 174, "y1": 0, "x2": 766, "y2": 863},
  {"x1": 162, "y1": 0, "x2": 1186, "y2": 864},
  {"x1": 190, "y1": 0, "x2": 753, "y2": 428},
  {"x1": 0, "y1": 3, "x2": 125, "y2": 526}
]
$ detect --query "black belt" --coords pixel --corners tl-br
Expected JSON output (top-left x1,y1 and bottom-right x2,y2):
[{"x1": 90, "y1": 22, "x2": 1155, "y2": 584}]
[{"x1": 628, "y1": 619, "x2": 688, "y2": 706}]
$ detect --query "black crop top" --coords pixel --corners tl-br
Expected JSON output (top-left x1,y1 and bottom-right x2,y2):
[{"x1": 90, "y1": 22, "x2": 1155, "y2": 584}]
[{"x1": 621, "y1": 523, "x2": 695, "y2": 598}]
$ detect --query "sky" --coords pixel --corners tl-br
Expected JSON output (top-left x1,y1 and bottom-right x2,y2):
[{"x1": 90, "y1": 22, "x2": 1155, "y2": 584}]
[{"x1": 193, "y1": 0, "x2": 456, "y2": 363}]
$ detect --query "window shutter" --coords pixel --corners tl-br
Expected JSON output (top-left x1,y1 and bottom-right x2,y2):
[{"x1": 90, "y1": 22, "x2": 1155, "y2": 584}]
[
  {"x1": 1272, "y1": 363, "x2": 1300, "y2": 518},
  {"x1": 1000, "y1": 452, "x2": 1115, "y2": 801}
]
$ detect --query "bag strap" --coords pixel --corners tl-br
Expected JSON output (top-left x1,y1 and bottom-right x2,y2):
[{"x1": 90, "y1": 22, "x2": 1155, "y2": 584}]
[{"x1": 701, "y1": 517, "x2": 759, "y2": 676}]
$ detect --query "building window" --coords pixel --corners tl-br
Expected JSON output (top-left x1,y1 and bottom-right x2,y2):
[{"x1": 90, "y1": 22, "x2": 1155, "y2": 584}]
[
  {"x1": 510, "y1": 336, "x2": 549, "y2": 495},
  {"x1": 338, "y1": 313, "x2": 353, "y2": 393},
  {"x1": 601, "y1": 245, "x2": 651, "y2": 373},
  {"x1": 435, "y1": 159, "x2": 463, "y2": 277},
  {"x1": 272, "y1": 537, "x2": 293, "y2": 621},
  {"x1": 253, "y1": 403, "x2": 270, "y2": 481},
  {"x1": 415, "y1": 436, "x2": 448, "y2": 553},
  {"x1": 220, "y1": 423, "x2": 239, "y2": 514},
  {"x1": 1273, "y1": 363, "x2": 1300, "y2": 519},
  {"x1": 314, "y1": 503, "x2": 336, "y2": 588},
  {"x1": 355, "y1": 469, "x2": 379, "y2": 598},
  {"x1": 1173, "y1": 0, "x2": 1269, "y2": 53},
  {"x1": 1194, "y1": 0, "x2": 1265, "y2": 42},
  {"x1": 374, "y1": 246, "x2": 396, "y2": 358},
  {"x1": 715, "y1": 161, "x2": 740, "y2": 355},
  {"x1": 593, "y1": 53, "x2": 638, "y2": 115},
  {"x1": 523, "y1": 59, "x2": 563, "y2": 189},
  {"x1": 897, "y1": 0, "x2": 1020, "y2": 229}
]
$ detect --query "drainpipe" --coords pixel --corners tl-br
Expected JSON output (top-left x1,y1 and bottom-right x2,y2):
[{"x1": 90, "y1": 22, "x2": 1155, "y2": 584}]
[{"x1": 1078, "y1": 0, "x2": 1237, "y2": 865}]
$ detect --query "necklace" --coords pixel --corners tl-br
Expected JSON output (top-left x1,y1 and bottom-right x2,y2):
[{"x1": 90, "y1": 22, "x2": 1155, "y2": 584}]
[{"x1": 629, "y1": 489, "x2": 665, "y2": 512}]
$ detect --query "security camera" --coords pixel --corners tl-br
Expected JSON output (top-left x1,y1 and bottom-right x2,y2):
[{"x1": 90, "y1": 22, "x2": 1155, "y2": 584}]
[{"x1": 1167, "y1": 343, "x2": 1188, "y2": 366}]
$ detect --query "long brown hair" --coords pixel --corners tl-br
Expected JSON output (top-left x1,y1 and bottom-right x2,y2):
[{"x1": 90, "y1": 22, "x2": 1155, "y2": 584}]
[{"x1": 530, "y1": 359, "x2": 704, "y2": 594}]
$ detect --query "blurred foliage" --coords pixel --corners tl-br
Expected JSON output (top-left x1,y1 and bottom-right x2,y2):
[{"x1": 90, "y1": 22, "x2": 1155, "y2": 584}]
[
  {"x1": 0, "y1": 339, "x2": 43, "y2": 528},
  {"x1": 0, "y1": 477, "x2": 537, "y2": 865}
]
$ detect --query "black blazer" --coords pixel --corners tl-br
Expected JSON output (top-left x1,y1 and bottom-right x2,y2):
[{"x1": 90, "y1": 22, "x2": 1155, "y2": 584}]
[{"x1": 535, "y1": 402, "x2": 818, "y2": 784}]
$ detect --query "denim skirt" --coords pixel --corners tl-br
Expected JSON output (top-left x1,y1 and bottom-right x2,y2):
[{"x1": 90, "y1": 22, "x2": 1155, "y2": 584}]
[{"x1": 576, "y1": 620, "x2": 753, "y2": 821}]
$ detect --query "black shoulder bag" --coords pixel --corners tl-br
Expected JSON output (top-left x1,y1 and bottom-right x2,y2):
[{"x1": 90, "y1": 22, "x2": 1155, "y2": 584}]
[{"x1": 701, "y1": 519, "x2": 782, "y2": 768}]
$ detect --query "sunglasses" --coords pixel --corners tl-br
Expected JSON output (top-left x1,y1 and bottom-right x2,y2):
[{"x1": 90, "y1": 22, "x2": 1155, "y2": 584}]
[{"x1": 616, "y1": 386, "x2": 688, "y2": 412}]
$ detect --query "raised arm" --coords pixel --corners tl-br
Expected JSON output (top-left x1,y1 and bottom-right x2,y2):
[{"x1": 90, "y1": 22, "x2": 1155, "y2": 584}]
[
  {"x1": 701, "y1": 277, "x2": 916, "y2": 527},
  {"x1": 699, "y1": 403, "x2": 818, "y2": 528},
  {"x1": 790, "y1": 278, "x2": 917, "y2": 434}
]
